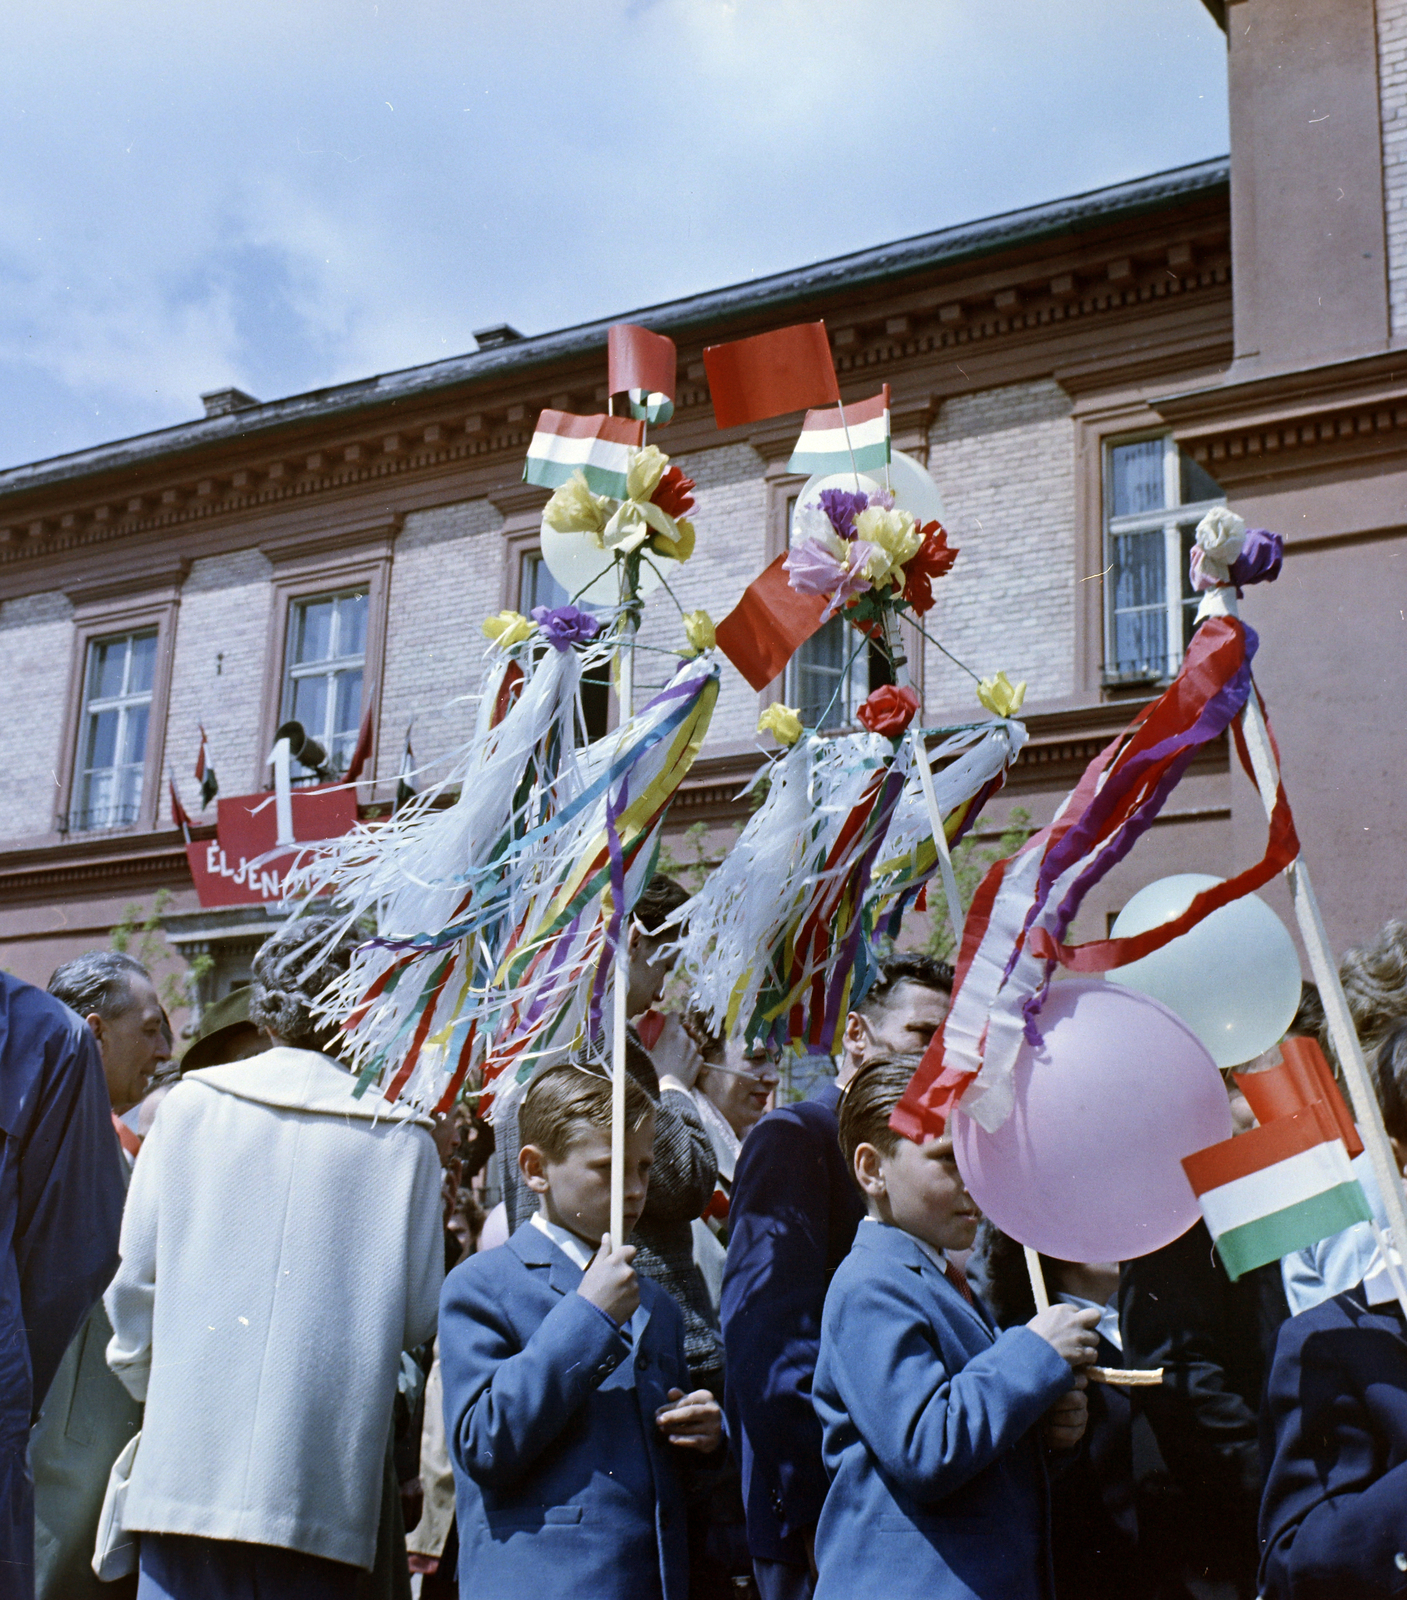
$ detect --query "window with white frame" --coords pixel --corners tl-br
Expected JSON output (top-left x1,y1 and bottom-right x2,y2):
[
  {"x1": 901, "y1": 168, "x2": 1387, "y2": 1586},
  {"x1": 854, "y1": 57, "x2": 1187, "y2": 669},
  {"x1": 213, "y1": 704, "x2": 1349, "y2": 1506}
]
[
  {"x1": 519, "y1": 550, "x2": 610, "y2": 741},
  {"x1": 73, "y1": 629, "x2": 158, "y2": 830},
  {"x1": 281, "y1": 590, "x2": 368, "y2": 776},
  {"x1": 1103, "y1": 434, "x2": 1225, "y2": 685},
  {"x1": 783, "y1": 493, "x2": 892, "y2": 729}
]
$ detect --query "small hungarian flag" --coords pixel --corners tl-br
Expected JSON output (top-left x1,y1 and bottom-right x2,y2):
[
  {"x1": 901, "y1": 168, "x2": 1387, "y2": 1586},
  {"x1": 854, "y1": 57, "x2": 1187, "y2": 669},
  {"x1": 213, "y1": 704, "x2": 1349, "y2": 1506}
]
[
  {"x1": 395, "y1": 723, "x2": 416, "y2": 811},
  {"x1": 703, "y1": 322, "x2": 840, "y2": 430},
  {"x1": 714, "y1": 553, "x2": 829, "y2": 692},
  {"x1": 1182, "y1": 1101, "x2": 1372, "y2": 1281},
  {"x1": 522, "y1": 410, "x2": 644, "y2": 499},
  {"x1": 195, "y1": 726, "x2": 218, "y2": 809},
  {"x1": 787, "y1": 385, "x2": 891, "y2": 476}
]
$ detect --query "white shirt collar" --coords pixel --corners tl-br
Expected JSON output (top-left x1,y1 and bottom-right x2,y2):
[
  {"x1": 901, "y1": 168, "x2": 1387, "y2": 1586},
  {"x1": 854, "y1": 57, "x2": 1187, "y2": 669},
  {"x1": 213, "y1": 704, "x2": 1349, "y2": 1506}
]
[{"x1": 530, "y1": 1210, "x2": 596, "y2": 1273}]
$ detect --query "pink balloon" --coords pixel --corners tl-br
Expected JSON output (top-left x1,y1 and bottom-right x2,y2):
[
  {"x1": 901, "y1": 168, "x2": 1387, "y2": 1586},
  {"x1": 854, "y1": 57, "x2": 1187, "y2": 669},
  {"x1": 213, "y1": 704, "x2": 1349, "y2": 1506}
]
[{"x1": 953, "y1": 978, "x2": 1232, "y2": 1262}]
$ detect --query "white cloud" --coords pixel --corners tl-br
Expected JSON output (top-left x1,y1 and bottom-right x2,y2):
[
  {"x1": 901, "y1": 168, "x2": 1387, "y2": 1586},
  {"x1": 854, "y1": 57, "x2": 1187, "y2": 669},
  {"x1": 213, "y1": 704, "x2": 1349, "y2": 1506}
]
[{"x1": 0, "y1": 0, "x2": 1228, "y2": 466}]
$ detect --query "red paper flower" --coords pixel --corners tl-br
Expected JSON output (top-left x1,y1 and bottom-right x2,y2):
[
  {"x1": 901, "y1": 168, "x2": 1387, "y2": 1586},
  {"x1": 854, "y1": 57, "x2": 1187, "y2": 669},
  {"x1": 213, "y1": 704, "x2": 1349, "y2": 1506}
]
[
  {"x1": 901, "y1": 523, "x2": 959, "y2": 615},
  {"x1": 651, "y1": 466, "x2": 696, "y2": 519},
  {"x1": 856, "y1": 684, "x2": 920, "y2": 738}
]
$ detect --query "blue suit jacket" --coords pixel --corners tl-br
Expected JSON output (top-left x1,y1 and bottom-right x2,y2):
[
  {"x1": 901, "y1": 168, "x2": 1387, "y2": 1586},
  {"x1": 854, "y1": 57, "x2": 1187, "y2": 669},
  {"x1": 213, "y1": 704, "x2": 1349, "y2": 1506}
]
[
  {"x1": 440, "y1": 1221, "x2": 692, "y2": 1600},
  {"x1": 720, "y1": 1081, "x2": 864, "y2": 1563},
  {"x1": 1260, "y1": 1286, "x2": 1407, "y2": 1598},
  {"x1": 812, "y1": 1221, "x2": 1072, "y2": 1600}
]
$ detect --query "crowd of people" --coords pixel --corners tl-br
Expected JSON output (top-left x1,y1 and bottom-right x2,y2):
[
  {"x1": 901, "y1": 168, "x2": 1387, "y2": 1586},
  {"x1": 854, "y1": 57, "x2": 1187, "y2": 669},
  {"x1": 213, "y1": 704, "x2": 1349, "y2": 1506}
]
[{"x1": 7, "y1": 880, "x2": 1407, "y2": 1599}]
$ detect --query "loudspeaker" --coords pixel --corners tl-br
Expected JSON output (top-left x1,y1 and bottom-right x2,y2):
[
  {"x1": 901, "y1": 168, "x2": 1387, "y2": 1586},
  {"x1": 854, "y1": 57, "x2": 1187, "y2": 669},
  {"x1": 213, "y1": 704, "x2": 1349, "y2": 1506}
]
[{"x1": 274, "y1": 719, "x2": 331, "y2": 775}]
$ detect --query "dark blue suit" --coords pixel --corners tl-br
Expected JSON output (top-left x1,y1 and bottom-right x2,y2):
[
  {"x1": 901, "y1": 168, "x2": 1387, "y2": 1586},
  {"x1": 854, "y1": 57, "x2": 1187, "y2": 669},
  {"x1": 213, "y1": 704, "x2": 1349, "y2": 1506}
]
[
  {"x1": 0, "y1": 975, "x2": 125, "y2": 1598},
  {"x1": 720, "y1": 1081, "x2": 864, "y2": 1567},
  {"x1": 812, "y1": 1221, "x2": 1072, "y2": 1600},
  {"x1": 1259, "y1": 1285, "x2": 1407, "y2": 1598},
  {"x1": 439, "y1": 1221, "x2": 694, "y2": 1600}
]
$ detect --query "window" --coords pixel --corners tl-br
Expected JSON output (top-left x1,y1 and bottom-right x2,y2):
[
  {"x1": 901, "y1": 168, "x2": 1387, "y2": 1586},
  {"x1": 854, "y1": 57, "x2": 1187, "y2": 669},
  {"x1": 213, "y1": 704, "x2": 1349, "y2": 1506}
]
[
  {"x1": 72, "y1": 630, "x2": 157, "y2": 830},
  {"x1": 782, "y1": 493, "x2": 893, "y2": 730},
  {"x1": 1103, "y1": 435, "x2": 1224, "y2": 685},
  {"x1": 281, "y1": 590, "x2": 368, "y2": 776},
  {"x1": 519, "y1": 550, "x2": 610, "y2": 742}
]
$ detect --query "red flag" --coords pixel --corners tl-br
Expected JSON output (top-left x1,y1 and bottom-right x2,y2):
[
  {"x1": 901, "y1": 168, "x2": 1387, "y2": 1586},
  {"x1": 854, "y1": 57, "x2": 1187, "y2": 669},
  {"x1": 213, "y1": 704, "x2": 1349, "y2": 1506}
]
[
  {"x1": 169, "y1": 774, "x2": 193, "y2": 835},
  {"x1": 703, "y1": 322, "x2": 840, "y2": 430},
  {"x1": 1235, "y1": 1038, "x2": 1363, "y2": 1158},
  {"x1": 194, "y1": 728, "x2": 207, "y2": 782},
  {"x1": 608, "y1": 324, "x2": 676, "y2": 402},
  {"x1": 342, "y1": 700, "x2": 375, "y2": 781},
  {"x1": 714, "y1": 554, "x2": 829, "y2": 692}
]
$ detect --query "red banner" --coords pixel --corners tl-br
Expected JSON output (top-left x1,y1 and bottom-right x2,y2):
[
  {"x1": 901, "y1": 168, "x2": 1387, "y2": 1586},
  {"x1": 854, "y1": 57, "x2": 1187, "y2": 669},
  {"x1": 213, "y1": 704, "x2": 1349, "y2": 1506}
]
[{"x1": 186, "y1": 787, "x2": 358, "y2": 907}]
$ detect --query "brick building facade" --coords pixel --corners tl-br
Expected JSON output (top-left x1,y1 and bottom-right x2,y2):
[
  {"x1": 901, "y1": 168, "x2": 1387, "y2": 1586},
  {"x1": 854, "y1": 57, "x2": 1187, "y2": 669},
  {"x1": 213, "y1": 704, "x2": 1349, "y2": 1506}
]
[{"x1": 0, "y1": 0, "x2": 1402, "y2": 1037}]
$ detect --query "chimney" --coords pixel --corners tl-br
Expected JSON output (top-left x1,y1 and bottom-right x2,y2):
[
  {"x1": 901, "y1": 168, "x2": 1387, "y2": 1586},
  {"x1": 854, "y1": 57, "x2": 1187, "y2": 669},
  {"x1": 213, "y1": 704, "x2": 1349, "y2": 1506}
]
[
  {"x1": 473, "y1": 325, "x2": 524, "y2": 350},
  {"x1": 201, "y1": 387, "x2": 261, "y2": 418}
]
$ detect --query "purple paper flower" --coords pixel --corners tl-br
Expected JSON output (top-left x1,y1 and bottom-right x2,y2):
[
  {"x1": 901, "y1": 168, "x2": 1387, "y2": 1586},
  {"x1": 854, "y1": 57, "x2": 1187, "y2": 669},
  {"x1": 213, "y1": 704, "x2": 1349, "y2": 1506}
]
[
  {"x1": 784, "y1": 538, "x2": 878, "y2": 620},
  {"x1": 531, "y1": 603, "x2": 601, "y2": 651},
  {"x1": 1228, "y1": 528, "x2": 1283, "y2": 592},
  {"x1": 818, "y1": 488, "x2": 868, "y2": 541}
]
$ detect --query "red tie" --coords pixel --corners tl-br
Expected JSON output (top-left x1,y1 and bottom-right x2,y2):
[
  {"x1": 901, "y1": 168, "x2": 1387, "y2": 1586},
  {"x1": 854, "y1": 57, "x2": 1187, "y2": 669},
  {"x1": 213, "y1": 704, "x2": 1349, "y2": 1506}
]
[{"x1": 945, "y1": 1258, "x2": 976, "y2": 1308}]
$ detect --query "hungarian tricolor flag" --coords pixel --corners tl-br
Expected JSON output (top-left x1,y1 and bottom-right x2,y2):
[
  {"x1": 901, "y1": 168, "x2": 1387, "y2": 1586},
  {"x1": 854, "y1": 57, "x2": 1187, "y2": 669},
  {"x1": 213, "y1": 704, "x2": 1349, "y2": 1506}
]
[
  {"x1": 1182, "y1": 1101, "x2": 1372, "y2": 1281},
  {"x1": 787, "y1": 385, "x2": 891, "y2": 476},
  {"x1": 195, "y1": 725, "x2": 218, "y2": 809},
  {"x1": 608, "y1": 324, "x2": 676, "y2": 425},
  {"x1": 522, "y1": 410, "x2": 644, "y2": 499}
]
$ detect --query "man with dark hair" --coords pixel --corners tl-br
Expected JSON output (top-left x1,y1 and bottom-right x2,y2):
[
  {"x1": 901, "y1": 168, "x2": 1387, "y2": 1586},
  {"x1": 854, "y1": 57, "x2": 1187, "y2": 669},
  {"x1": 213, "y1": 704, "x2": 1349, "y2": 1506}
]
[
  {"x1": 0, "y1": 972, "x2": 125, "y2": 1600},
  {"x1": 721, "y1": 954, "x2": 953, "y2": 1600},
  {"x1": 48, "y1": 950, "x2": 171, "y2": 1114}
]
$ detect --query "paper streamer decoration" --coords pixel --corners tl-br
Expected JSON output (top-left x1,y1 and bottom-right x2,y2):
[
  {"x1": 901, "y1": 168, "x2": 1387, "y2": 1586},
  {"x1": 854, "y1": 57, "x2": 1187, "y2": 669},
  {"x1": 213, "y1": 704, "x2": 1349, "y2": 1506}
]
[
  {"x1": 893, "y1": 609, "x2": 1300, "y2": 1141},
  {"x1": 952, "y1": 978, "x2": 1233, "y2": 1262}
]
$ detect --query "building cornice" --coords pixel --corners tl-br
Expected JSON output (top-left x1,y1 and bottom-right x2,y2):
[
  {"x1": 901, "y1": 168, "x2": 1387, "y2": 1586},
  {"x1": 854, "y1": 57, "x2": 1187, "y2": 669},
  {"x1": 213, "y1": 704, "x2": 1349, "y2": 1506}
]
[{"x1": 1153, "y1": 348, "x2": 1407, "y2": 489}]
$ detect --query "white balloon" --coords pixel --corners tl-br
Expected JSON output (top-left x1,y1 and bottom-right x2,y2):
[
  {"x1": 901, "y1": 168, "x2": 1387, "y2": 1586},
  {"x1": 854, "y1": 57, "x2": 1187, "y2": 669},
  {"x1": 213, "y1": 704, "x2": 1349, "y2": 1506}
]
[
  {"x1": 538, "y1": 521, "x2": 662, "y2": 609},
  {"x1": 1106, "y1": 873, "x2": 1303, "y2": 1069},
  {"x1": 795, "y1": 449, "x2": 946, "y2": 529}
]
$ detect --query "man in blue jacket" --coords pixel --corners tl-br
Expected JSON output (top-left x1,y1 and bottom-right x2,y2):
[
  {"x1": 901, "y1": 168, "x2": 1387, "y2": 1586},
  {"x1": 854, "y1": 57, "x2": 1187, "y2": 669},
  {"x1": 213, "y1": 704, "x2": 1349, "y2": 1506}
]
[
  {"x1": 721, "y1": 955, "x2": 952, "y2": 1600},
  {"x1": 440, "y1": 1063, "x2": 722, "y2": 1600},
  {"x1": 0, "y1": 972, "x2": 126, "y2": 1599}
]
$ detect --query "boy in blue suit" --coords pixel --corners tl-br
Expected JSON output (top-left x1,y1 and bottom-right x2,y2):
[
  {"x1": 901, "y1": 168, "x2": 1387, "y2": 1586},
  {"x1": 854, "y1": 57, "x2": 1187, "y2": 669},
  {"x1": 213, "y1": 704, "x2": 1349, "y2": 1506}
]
[
  {"x1": 812, "y1": 1057, "x2": 1099, "y2": 1600},
  {"x1": 440, "y1": 1064, "x2": 722, "y2": 1600}
]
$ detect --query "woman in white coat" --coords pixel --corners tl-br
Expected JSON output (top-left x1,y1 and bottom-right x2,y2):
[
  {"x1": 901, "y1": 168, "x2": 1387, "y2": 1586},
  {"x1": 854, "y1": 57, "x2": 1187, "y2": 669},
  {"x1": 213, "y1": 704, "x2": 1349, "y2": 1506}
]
[{"x1": 105, "y1": 915, "x2": 443, "y2": 1600}]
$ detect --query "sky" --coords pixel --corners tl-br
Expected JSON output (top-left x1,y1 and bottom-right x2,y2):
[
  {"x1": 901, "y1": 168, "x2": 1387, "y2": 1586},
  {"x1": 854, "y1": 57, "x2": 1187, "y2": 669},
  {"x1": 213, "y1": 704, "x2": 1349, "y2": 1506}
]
[{"x1": 0, "y1": 1, "x2": 1230, "y2": 471}]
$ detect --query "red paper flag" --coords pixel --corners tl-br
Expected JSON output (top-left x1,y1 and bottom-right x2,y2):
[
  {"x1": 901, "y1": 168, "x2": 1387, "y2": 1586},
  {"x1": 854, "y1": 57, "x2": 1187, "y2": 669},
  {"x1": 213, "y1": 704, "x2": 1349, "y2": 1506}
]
[
  {"x1": 703, "y1": 322, "x2": 840, "y2": 430},
  {"x1": 715, "y1": 554, "x2": 829, "y2": 692},
  {"x1": 1234, "y1": 1038, "x2": 1363, "y2": 1158},
  {"x1": 608, "y1": 324, "x2": 676, "y2": 402},
  {"x1": 169, "y1": 774, "x2": 193, "y2": 835},
  {"x1": 343, "y1": 700, "x2": 375, "y2": 782}
]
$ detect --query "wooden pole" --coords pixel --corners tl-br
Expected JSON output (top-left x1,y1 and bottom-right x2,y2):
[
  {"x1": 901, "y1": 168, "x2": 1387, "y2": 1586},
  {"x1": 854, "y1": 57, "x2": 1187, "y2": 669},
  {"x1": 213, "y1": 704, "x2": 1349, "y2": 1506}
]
[
  {"x1": 1210, "y1": 589, "x2": 1407, "y2": 1317},
  {"x1": 610, "y1": 594, "x2": 636, "y2": 1248}
]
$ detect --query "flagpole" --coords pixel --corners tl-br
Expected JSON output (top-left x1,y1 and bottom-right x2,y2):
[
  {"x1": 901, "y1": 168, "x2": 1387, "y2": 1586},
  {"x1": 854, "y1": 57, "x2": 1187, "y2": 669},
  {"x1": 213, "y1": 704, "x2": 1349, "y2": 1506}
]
[
  {"x1": 610, "y1": 571, "x2": 636, "y2": 1249},
  {"x1": 1210, "y1": 587, "x2": 1407, "y2": 1322},
  {"x1": 835, "y1": 394, "x2": 861, "y2": 489}
]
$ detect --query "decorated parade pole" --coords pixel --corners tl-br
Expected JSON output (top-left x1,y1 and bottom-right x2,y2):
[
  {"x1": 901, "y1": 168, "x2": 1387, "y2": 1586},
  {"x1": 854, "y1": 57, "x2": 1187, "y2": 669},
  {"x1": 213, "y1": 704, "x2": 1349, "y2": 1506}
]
[
  {"x1": 1210, "y1": 588, "x2": 1407, "y2": 1317},
  {"x1": 610, "y1": 582, "x2": 637, "y2": 1247}
]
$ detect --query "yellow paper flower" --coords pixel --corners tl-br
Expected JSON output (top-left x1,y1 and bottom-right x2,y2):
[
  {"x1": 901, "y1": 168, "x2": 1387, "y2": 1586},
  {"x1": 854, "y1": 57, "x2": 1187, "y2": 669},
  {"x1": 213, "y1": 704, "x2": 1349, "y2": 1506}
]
[
  {"x1": 481, "y1": 610, "x2": 533, "y2": 648},
  {"x1": 626, "y1": 444, "x2": 669, "y2": 504},
  {"x1": 652, "y1": 517, "x2": 695, "y2": 562},
  {"x1": 757, "y1": 702, "x2": 804, "y2": 746},
  {"x1": 542, "y1": 471, "x2": 611, "y2": 537},
  {"x1": 855, "y1": 505, "x2": 922, "y2": 588},
  {"x1": 682, "y1": 609, "x2": 715, "y2": 656},
  {"x1": 976, "y1": 671, "x2": 1027, "y2": 718}
]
